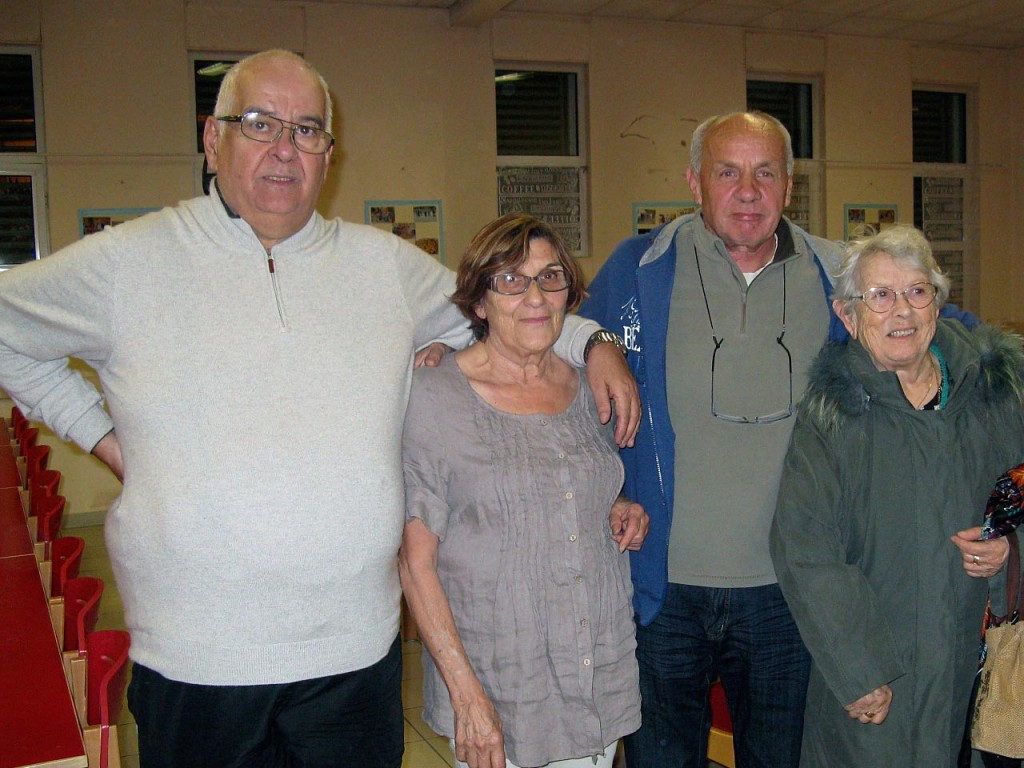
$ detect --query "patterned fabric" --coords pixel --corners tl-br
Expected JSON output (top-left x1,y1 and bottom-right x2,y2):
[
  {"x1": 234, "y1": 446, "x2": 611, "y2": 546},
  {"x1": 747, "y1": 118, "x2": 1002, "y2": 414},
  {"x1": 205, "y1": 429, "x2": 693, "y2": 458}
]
[{"x1": 984, "y1": 464, "x2": 1024, "y2": 540}]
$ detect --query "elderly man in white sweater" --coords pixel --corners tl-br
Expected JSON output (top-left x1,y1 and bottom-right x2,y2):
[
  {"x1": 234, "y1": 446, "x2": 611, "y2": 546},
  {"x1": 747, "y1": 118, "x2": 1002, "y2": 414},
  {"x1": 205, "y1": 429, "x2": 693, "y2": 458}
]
[{"x1": 0, "y1": 49, "x2": 639, "y2": 768}]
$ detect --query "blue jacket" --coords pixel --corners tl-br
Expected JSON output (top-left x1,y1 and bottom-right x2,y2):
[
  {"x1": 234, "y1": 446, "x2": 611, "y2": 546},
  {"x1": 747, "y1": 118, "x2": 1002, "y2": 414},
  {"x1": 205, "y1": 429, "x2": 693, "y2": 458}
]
[{"x1": 579, "y1": 214, "x2": 977, "y2": 625}]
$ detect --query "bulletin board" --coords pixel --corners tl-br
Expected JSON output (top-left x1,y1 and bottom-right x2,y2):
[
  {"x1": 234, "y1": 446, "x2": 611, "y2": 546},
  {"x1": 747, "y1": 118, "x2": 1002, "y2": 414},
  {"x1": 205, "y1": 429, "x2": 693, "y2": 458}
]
[
  {"x1": 633, "y1": 202, "x2": 697, "y2": 235},
  {"x1": 843, "y1": 204, "x2": 897, "y2": 241},
  {"x1": 364, "y1": 200, "x2": 444, "y2": 264},
  {"x1": 78, "y1": 208, "x2": 159, "y2": 238}
]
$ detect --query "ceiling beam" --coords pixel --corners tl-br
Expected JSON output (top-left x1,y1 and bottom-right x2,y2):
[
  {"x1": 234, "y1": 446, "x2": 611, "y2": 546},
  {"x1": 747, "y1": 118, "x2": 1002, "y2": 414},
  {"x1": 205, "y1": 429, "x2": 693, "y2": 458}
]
[{"x1": 449, "y1": 0, "x2": 514, "y2": 27}]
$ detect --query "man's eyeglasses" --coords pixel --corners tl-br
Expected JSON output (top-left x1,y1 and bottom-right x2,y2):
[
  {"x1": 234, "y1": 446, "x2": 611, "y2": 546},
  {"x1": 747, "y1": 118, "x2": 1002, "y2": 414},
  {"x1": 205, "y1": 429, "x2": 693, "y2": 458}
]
[
  {"x1": 217, "y1": 112, "x2": 335, "y2": 154},
  {"x1": 853, "y1": 283, "x2": 938, "y2": 313},
  {"x1": 711, "y1": 334, "x2": 794, "y2": 424},
  {"x1": 489, "y1": 269, "x2": 570, "y2": 296},
  {"x1": 695, "y1": 245, "x2": 793, "y2": 425}
]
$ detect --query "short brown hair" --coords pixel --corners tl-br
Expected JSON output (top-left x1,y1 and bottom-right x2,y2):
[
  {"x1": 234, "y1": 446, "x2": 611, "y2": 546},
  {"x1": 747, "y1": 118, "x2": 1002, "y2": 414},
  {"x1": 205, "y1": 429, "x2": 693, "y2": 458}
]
[{"x1": 452, "y1": 214, "x2": 586, "y2": 341}]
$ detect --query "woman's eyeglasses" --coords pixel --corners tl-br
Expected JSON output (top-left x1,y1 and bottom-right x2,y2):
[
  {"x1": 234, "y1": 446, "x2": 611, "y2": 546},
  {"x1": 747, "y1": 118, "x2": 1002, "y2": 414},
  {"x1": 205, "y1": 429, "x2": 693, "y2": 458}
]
[
  {"x1": 488, "y1": 270, "x2": 570, "y2": 296},
  {"x1": 853, "y1": 283, "x2": 937, "y2": 313}
]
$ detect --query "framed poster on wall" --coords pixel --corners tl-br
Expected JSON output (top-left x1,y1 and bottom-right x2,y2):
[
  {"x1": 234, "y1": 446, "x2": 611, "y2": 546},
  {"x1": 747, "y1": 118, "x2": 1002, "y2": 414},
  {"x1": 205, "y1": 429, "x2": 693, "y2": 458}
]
[
  {"x1": 364, "y1": 200, "x2": 444, "y2": 264},
  {"x1": 78, "y1": 208, "x2": 160, "y2": 238},
  {"x1": 633, "y1": 202, "x2": 697, "y2": 236},
  {"x1": 843, "y1": 204, "x2": 897, "y2": 241},
  {"x1": 497, "y1": 167, "x2": 585, "y2": 258}
]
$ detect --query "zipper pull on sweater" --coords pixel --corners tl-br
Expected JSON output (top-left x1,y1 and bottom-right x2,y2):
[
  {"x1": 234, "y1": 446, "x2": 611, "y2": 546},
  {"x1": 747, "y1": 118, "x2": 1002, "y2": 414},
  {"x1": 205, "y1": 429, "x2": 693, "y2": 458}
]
[{"x1": 266, "y1": 250, "x2": 289, "y2": 331}]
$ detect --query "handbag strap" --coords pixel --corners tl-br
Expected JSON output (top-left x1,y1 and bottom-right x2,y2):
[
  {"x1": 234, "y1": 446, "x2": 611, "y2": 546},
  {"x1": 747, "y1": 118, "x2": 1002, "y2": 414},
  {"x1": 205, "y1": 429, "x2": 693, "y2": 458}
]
[
  {"x1": 1009, "y1": 533, "x2": 1022, "y2": 621},
  {"x1": 985, "y1": 535, "x2": 1021, "y2": 631}
]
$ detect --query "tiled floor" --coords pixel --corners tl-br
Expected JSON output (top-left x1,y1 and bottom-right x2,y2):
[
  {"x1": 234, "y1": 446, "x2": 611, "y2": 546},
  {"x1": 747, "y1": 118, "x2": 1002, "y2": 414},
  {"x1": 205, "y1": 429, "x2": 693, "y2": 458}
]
[{"x1": 72, "y1": 521, "x2": 728, "y2": 768}]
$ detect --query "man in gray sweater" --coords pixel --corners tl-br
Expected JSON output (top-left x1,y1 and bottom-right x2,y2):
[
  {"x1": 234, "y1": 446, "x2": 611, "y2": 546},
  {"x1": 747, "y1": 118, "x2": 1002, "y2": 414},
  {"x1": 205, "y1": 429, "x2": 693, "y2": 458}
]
[{"x1": 0, "y1": 49, "x2": 639, "y2": 768}]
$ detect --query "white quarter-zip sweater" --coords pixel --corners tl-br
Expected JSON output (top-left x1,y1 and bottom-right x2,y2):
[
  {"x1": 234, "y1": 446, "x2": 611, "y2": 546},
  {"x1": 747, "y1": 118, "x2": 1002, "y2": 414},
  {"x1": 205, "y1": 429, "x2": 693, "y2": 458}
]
[{"x1": 0, "y1": 187, "x2": 597, "y2": 685}]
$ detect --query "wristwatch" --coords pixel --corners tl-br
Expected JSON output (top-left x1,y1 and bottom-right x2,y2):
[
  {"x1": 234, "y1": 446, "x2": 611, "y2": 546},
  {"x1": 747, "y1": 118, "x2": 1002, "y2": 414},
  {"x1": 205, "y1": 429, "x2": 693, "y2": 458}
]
[{"x1": 584, "y1": 329, "x2": 628, "y2": 362}]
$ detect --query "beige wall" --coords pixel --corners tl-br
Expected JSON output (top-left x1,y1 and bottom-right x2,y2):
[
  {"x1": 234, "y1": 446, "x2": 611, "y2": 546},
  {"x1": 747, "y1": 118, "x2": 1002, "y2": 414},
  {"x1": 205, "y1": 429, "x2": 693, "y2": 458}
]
[{"x1": 6, "y1": 0, "x2": 1023, "y2": 314}]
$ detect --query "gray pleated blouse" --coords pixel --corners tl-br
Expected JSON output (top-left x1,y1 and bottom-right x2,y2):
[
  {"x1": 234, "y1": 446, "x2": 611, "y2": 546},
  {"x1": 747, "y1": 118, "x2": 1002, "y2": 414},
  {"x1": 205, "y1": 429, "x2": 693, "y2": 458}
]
[{"x1": 403, "y1": 354, "x2": 641, "y2": 767}]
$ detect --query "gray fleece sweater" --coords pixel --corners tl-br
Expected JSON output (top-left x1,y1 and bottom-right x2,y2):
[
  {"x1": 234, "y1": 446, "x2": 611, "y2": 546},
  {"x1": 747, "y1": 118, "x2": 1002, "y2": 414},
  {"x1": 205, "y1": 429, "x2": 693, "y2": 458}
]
[{"x1": 0, "y1": 188, "x2": 598, "y2": 685}]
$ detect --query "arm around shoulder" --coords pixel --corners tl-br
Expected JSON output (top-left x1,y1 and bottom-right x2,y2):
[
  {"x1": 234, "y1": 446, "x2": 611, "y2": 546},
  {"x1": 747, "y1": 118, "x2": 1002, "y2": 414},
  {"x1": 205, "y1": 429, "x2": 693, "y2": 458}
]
[
  {"x1": 578, "y1": 233, "x2": 647, "y2": 328},
  {"x1": 394, "y1": 238, "x2": 473, "y2": 352}
]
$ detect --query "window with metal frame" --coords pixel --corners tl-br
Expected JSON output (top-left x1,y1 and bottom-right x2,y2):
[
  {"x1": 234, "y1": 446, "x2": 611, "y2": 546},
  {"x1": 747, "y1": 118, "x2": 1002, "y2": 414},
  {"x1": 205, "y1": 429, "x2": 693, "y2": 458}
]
[
  {"x1": 192, "y1": 55, "x2": 242, "y2": 194},
  {"x1": 0, "y1": 52, "x2": 37, "y2": 153},
  {"x1": 746, "y1": 77, "x2": 821, "y2": 235},
  {"x1": 496, "y1": 69, "x2": 578, "y2": 157},
  {"x1": 912, "y1": 88, "x2": 974, "y2": 311},
  {"x1": 495, "y1": 65, "x2": 589, "y2": 258},
  {"x1": 913, "y1": 90, "x2": 967, "y2": 164},
  {"x1": 746, "y1": 79, "x2": 814, "y2": 160},
  {"x1": 0, "y1": 47, "x2": 46, "y2": 267}
]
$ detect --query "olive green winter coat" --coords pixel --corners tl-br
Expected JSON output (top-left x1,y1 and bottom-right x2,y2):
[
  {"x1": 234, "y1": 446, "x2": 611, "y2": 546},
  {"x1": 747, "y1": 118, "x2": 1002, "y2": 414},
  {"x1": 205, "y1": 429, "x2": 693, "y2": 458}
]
[{"x1": 771, "y1": 320, "x2": 1024, "y2": 768}]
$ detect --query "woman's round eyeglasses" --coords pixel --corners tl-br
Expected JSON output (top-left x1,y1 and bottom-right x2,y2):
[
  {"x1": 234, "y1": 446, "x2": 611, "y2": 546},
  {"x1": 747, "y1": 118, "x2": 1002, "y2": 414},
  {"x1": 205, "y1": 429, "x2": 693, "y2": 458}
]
[{"x1": 853, "y1": 283, "x2": 937, "y2": 313}]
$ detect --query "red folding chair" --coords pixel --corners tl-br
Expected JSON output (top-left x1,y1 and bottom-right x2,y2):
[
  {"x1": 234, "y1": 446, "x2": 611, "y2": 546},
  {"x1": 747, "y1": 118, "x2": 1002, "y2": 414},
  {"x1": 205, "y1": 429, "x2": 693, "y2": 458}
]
[
  {"x1": 18, "y1": 426, "x2": 38, "y2": 455},
  {"x1": 61, "y1": 576, "x2": 106, "y2": 725},
  {"x1": 29, "y1": 468, "x2": 62, "y2": 516},
  {"x1": 50, "y1": 536, "x2": 85, "y2": 598},
  {"x1": 708, "y1": 680, "x2": 736, "y2": 768},
  {"x1": 34, "y1": 494, "x2": 65, "y2": 561},
  {"x1": 10, "y1": 405, "x2": 27, "y2": 433},
  {"x1": 10, "y1": 406, "x2": 28, "y2": 440},
  {"x1": 62, "y1": 576, "x2": 104, "y2": 654},
  {"x1": 85, "y1": 630, "x2": 131, "y2": 768},
  {"x1": 25, "y1": 443, "x2": 51, "y2": 483}
]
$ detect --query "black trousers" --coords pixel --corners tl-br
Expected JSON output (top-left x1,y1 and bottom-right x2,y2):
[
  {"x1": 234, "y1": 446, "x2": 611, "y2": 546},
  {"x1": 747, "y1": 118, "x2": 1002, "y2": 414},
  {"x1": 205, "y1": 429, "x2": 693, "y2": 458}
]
[{"x1": 128, "y1": 634, "x2": 404, "y2": 768}]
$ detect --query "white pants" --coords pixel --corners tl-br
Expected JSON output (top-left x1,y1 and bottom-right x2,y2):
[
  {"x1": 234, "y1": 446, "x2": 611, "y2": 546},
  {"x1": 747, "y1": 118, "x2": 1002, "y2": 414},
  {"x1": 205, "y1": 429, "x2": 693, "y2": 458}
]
[{"x1": 450, "y1": 739, "x2": 617, "y2": 768}]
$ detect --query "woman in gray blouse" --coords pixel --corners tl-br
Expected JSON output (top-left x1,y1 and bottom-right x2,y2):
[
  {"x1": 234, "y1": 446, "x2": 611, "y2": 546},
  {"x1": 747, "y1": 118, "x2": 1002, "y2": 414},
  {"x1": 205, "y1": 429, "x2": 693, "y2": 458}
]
[{"x1": 399, "y1": 214, "x2": 648, "y2": 768}]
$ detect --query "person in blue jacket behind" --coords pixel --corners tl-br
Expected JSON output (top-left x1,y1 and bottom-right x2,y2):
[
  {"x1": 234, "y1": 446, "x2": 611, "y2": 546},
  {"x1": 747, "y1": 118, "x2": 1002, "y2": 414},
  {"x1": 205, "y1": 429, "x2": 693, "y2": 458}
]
[{"x1": 578, "y1": 111, "x2": 978, "y2": 768}]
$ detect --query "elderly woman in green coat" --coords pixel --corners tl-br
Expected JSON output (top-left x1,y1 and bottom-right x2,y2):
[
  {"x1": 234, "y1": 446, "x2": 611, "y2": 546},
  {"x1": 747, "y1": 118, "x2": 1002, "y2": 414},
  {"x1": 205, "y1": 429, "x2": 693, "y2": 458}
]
[{"x1": 770, "y1": 225, "x2": 1023, "y2": 767}]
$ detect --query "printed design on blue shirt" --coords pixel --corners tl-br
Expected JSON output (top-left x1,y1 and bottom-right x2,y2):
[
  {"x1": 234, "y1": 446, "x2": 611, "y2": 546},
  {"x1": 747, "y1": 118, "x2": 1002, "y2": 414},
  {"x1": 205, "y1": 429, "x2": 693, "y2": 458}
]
[{"x1": 619, "y1": 296, "x2": 641, "y2": 354}]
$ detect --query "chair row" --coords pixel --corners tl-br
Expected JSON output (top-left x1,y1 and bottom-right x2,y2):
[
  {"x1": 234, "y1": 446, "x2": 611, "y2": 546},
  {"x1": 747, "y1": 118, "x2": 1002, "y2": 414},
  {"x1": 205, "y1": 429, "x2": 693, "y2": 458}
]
[
  {"x1": 13, "y1": 405, "x2": 131, "y2": 768},
  {"x1": 11, "y1": 405, "x2": 51, "y2": 488},
  {"x1": 13, "y1": 405, "x2": 67, "y2": 573},
  {"x1": 54, "y1": 575, "x2": 131, "y2": 768}
]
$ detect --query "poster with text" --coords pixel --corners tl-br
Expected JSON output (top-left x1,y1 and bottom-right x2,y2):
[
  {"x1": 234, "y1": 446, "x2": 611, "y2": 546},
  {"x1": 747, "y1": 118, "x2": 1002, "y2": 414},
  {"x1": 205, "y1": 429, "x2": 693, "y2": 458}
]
[{"x1": 497, "y1": 167, "x2": 585, "y2": 257}]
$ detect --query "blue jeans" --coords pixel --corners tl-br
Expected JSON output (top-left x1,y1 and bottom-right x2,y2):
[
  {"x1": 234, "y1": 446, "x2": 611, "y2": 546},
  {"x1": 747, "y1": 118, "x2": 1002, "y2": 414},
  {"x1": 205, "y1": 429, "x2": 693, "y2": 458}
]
[
  {"x1": 623, "y1": 583, "x2": 810, "y2": 768},
  {"x1": 128, "y1": 634, "x2": 404, "y2": 768}
]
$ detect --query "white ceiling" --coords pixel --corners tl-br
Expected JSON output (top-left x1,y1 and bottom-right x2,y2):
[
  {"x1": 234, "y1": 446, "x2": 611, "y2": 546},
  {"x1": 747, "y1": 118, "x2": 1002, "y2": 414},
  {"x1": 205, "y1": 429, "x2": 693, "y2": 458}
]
[{"x1": 283, "y1": 0, "x2": 1024, "y2": 49}]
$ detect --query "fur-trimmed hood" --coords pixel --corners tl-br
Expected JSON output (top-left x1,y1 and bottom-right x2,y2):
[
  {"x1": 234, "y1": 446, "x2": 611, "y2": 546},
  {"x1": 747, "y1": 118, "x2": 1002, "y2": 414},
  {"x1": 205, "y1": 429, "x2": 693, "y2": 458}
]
[{"x1": 801, "y1": 320, "x2": 1024, "y2": 433}]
